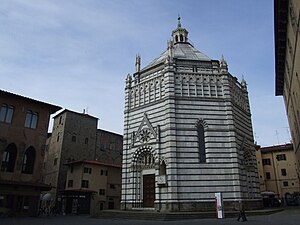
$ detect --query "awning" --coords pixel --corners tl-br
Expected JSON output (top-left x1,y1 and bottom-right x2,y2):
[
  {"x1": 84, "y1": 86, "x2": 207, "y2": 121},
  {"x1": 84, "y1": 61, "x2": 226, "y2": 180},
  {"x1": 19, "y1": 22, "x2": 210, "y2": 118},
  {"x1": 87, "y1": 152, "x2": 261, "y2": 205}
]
[{"x1": 41, "y1": 193, "x2": 52, "y2": 201}]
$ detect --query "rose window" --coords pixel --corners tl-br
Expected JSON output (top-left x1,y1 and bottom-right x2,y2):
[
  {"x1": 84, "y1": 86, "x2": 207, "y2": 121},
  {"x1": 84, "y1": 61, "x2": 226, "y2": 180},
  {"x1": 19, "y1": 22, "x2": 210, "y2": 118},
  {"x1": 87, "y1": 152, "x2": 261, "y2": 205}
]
[{"x1": 139, "y1": 128, "x2": 151, "y2": 143}]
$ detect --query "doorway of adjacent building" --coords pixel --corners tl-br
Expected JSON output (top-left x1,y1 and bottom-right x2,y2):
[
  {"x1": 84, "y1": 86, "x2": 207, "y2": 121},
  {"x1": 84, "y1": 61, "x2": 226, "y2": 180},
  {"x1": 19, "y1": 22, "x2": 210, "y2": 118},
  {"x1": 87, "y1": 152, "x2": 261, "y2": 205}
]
[{"x1": 143, "y1": 174, "x2": 155, "y2": 207}]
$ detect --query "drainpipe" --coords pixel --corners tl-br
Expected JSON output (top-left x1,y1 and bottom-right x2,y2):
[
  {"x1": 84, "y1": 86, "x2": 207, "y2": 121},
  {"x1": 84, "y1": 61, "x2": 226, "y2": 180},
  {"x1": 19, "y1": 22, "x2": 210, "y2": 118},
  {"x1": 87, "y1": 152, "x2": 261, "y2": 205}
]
[{"x1": 271, "y1": 153, "x2": 280, "y2": 197}]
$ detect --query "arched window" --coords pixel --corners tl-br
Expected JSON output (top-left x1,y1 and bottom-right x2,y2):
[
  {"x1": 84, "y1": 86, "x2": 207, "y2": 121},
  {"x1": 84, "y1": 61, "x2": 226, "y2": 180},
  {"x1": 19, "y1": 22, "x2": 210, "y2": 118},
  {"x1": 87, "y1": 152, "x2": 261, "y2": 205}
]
[
  {"x1": 180, "y1": 34, "x2": 183, "y2": 42},
  {"x1": 159, "y1": 161, "x2": 166, "y2": 175},
  {"x1": 22, "y1": 147, "x2": 35, "y2": 174},
  {"x1": 1, "y1": 143, "x2": 17, "y2": 172},
  {"x1": 197, "y1": 124, "x2": 206, "y2": 163},
  {"x1": 175, "y1": 35, "x2": 178, "y2": 43}
]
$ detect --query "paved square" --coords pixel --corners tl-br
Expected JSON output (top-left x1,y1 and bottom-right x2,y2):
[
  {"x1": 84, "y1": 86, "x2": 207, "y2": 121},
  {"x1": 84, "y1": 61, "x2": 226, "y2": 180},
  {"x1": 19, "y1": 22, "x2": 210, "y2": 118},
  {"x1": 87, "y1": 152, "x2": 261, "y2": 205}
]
[{"x1": 1, "y1": 207, "x2": 300, "y2": 225}]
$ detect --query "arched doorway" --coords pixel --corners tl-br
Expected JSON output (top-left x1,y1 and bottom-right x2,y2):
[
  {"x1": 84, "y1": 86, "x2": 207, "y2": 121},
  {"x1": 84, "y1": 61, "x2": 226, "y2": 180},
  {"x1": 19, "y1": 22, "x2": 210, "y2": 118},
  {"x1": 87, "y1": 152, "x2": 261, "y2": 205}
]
[{"x1": 132, "y1": 146, "x2": 157, "y2": 208}]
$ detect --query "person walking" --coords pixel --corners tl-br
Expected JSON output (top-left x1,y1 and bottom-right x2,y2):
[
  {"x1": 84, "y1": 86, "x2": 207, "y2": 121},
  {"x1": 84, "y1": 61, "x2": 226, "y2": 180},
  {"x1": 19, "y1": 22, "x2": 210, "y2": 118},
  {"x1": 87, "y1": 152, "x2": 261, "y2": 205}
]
[{"x1": 237, "y1": 201, "x2": 247, "y2": 222}]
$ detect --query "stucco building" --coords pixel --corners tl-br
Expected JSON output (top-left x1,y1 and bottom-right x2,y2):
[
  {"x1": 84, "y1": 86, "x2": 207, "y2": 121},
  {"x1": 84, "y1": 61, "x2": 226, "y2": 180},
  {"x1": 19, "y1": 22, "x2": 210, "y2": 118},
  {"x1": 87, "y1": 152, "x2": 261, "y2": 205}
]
[
  {"x1": 256, "y1": 144, "x2": 300, "y2": 199},
  {"x1": 275, "y1": 0, "x2": 300, "y2": 172},
  {"x1": 0, "y1": 90, "x2": 61, "y2": 216},
  {"x1": 43, "y1": 109, "x2": 122, "y2": 206},
  {"x1": 122, "y1": 18, "x2": 261, "y2": 212},
  {"x1": 61, "y1": 160, "x2": 121, "y2": 215}
]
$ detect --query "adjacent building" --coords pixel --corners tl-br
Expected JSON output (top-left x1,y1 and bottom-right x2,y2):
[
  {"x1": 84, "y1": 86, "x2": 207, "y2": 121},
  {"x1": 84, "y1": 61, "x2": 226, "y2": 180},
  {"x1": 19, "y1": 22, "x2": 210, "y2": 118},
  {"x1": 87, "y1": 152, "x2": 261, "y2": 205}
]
[
  {"x1": 256, "y1": 144, "x2": 300, "y2": 199},
  {"x1": 43, "y1": 109, "x2": 123, "y2": 209},
  {"x1": 122, "y1": 18, "x2": 261, "y2": 212},
  {"x1": 0, "y1": 89, "x2": 61, "y2": 216},
  {"x1": 275, "y1": 0, "x2": 300, "y2": 172},
  {"x1": 61, "y1": 160, "x2": 121, "y2": 215}
]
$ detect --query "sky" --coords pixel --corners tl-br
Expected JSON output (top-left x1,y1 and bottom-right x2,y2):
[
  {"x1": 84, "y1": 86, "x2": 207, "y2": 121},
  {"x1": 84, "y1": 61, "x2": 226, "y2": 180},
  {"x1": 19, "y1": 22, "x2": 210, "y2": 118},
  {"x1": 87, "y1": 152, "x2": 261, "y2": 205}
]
[{"x1": 0, "y1": 0, "x2": 291, "y2": 147}]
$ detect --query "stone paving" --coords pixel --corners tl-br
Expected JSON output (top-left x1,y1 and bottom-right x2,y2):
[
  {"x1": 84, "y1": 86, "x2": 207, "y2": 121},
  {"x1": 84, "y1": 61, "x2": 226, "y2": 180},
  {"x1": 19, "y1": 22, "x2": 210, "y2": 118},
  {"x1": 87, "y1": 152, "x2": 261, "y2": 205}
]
[{"x1": 1, "y1": 207, "x2": 300, "y2": 225}]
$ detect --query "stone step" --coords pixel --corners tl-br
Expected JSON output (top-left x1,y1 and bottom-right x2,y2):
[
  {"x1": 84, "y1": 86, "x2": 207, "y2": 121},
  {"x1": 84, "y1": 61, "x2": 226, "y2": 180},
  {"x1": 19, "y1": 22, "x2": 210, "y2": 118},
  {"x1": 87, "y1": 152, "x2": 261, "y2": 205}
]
[{"x1": 93, "y1": 208, "x2": 283, "y2": 221}]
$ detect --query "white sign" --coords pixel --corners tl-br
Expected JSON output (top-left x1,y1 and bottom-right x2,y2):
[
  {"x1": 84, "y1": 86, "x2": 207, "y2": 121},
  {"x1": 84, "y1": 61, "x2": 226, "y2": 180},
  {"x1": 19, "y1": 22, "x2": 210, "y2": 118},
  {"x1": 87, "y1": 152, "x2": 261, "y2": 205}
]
[{"x1": 215, "y1": 192, "x2": 225, "y2": 219}]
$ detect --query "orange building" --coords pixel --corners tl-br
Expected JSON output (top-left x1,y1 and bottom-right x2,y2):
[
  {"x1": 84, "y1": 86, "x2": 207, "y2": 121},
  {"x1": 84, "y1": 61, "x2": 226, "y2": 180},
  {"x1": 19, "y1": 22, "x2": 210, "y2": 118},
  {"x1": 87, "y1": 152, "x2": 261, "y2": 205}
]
[
  {"x1": 0, "y1": 90, "x2": 61, "y2": 216},
  {"x1": 256, "y1": 144, "x2": 300, "y2": 200},
  {"x1": 60, "y1": 160, "x2": 121, "y2": 215}
]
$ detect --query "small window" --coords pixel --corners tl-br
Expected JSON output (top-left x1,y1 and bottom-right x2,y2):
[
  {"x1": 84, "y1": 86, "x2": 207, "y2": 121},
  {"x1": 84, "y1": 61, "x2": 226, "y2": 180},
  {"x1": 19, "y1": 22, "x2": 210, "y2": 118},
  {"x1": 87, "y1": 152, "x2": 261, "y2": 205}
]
[
  {"x1": 85, "y1": 138, "x2": 89, "y2": 144},
  {"x1": 54, "y1": 158, "x2": 58, "y2": 166},
  {"x1": 262, "y1": 158, "x2": 271, "y2": 165},
  {"x1": 283, "y1": 181, "x2": 288, "y2": 187},
  {"x1": 159, "y1": 161, "x2": 166, "y2": 175},
  {"x1": 100, "y1": 144, "x2": 105, "y2": 151},
  {"x1": 72, "y1": 135, "x2": 76, "y2": 142},
  {"x1": 100, "y1": 169, "x2": 108, "y2": 176},
  {"x1": 277, "y1": 154, "x2": 286, "y2": 161},
  {"x1": 84, "y1": 167, "x2": 92, "y2": 174},
  {"x1": 0, "y1": 104, "x2": 14, "y2": 123},
  {"x1": 67, "y1": 180, "x2": 73, "y2": 188},
  {"x1": 81, "y1": 180, "x2": 89, "y2": 188},
  {"x1": 59, "y1": 116, "x2": 62, "y2": 124},
  {"x1": 110, "y1": 184, "x2": 116, "y2": 189},
  {"x1": 99, "y1": 189, "x2": 105, "y2": 195},
  {"x1": 266, "y1": 172, "x2": 271, "y2": 180},
  {"x1": 179, "y1": 34, "x2": 183, "y2": 42},
  {"x1": 281, "y1": 169, "x2": 287, "y2": 176},
  {"x1": 24, "y1": 111, "x2": 38, "y2": 129}
]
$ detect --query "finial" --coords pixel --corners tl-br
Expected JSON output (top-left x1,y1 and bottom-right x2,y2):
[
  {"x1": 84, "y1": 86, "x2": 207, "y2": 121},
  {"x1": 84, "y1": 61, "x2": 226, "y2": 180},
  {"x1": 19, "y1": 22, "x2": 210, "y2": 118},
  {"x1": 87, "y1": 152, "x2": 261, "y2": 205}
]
[
  {"x1": 166, "y1": 39, "x2": 174, "y2": 63},
  {"x1": 221, "y1": 54, "x2": 227, "y2": 65},
  {"x1": 220, "y1": 54, "x2": 228, "y2": 74},
  {"x1": 126, "y1": 73, "x2": 132, "y2": 81},
  {"x1": 126, "y1": 73, "x2": 132, "y2": 88},
  {"x1": 178, "y1": 14, "x2": 181, "y2": 28},
  {"x1": 241, "y1": 75, "x2": 247, "y2": 88},
  {"x1": 135, "y1": 54, "x2": 141, "y2": 73}
]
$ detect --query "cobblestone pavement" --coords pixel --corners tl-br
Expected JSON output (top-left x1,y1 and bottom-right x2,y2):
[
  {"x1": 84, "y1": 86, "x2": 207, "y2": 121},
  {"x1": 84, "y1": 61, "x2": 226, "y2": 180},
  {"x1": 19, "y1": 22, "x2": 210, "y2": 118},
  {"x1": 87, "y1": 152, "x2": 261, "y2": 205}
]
[{"x1": 1, "y1": 207, "x2": 300, "y2": 225}]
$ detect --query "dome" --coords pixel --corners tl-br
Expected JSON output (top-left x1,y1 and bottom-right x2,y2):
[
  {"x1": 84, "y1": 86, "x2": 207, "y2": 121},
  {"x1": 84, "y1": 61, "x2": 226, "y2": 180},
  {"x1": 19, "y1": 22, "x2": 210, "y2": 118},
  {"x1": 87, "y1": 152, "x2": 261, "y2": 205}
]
[
  {"x1": 141, "y1": 18, "x2": 211, "y2": 72},
  {"x1": 142, "y1": 43, "x2": 211, "y2": 72}
]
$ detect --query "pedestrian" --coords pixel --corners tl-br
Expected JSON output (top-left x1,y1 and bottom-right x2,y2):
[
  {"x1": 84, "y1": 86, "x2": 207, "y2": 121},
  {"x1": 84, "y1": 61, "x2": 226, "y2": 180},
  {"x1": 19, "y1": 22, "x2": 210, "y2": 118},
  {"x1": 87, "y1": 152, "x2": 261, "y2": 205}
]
[{"x1": 237, "y1": 201, "x2": 247, "y2": 222}]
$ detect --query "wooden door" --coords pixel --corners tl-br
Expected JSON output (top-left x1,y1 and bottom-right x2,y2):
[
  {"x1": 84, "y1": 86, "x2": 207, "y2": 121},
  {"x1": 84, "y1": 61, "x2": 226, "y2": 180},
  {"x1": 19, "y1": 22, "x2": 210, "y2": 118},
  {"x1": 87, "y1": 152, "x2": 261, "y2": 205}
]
[{"x1": 143, "y1": 174, "x2": 155, "y2": 207}]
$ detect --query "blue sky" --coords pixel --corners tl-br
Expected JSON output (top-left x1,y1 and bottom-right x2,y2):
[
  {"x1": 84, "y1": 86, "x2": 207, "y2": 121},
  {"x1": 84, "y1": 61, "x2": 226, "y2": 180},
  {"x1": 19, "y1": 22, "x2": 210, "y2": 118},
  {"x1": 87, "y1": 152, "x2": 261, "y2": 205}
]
[{"x1": 0, "y1": 0, "x2": 290, "y2": 146}]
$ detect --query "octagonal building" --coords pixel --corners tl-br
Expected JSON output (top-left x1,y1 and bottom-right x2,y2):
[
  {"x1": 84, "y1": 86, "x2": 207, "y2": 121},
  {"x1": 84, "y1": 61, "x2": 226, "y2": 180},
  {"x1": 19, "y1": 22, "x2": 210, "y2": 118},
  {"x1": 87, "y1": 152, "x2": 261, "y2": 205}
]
[{"x1": 121, "y1": 18, "x2": 261, "y2": 211}]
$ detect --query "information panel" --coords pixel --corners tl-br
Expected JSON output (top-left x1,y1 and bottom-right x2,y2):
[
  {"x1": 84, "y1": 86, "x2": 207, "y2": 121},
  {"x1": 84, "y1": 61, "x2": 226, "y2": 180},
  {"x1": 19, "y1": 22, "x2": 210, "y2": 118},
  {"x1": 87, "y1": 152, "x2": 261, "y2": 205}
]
[{"x1": 215, "y1": 192, "x2": 225, "y2": 219}]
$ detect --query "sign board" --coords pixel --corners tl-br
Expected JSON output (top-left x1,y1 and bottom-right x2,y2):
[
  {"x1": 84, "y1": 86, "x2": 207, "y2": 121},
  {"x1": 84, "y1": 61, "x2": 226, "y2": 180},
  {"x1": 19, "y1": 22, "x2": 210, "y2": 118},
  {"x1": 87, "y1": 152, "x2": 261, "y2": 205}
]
[{"x1": 215, "y1": 192, "x2": 225, "y2": 219}]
